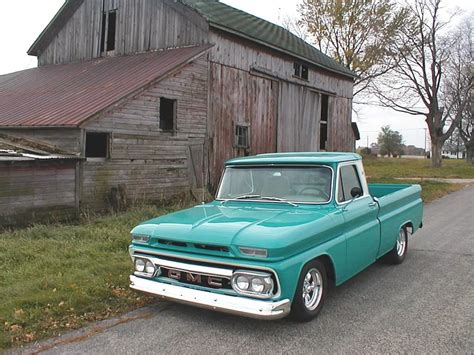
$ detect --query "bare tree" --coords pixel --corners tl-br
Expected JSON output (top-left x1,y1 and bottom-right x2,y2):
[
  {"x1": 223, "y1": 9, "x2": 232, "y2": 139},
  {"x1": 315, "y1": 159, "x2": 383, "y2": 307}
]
[
  {"x1": 374, "y1": 0, "x2": 473, "y2": 167},
  {"x1": 459, "y1": 86, "x2": 474, "y2": 163},
  {"x1": 281, "y1": 15, "x2": 310, "y2": 41},
  {"x1": 298, "y1": 0, "x2": 409, "y2": 97},
  {"x1": 449, "y1": 17, "x2": 474, "y2": 163}
]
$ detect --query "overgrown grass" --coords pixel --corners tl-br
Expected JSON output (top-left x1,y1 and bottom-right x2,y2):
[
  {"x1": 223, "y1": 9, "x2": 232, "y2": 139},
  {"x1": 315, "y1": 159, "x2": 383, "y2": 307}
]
[
  {"x1": 364, "y1": 157, "x2": 474, "y2": 180},
  {"x1": 0, "y1": 204, "x2": 186, "y2": 351}
]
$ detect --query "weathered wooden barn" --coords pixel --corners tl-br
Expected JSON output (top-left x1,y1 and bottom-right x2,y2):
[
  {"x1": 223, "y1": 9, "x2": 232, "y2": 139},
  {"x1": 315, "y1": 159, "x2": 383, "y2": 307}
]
[{"x1": 0, "y1": 0, "x2": 357, "y2": 220}]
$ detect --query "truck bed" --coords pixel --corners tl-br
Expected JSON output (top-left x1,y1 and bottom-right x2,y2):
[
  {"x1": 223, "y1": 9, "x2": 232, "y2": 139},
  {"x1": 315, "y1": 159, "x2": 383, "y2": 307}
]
[{"x1": 369, "y1": 183, "x2": 423, "y2": 257}]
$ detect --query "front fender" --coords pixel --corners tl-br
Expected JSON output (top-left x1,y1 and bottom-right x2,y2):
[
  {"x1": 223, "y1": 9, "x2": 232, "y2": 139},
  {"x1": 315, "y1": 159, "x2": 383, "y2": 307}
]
[{"x1": 271, "y1": 232, "x2": 346, "y2": 302}]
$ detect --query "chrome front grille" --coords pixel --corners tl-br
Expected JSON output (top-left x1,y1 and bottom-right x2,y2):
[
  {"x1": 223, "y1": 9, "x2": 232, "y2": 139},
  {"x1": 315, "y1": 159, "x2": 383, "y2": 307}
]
[{"x1": 133, "y1": 253, "x2": 233, "y2": 291}]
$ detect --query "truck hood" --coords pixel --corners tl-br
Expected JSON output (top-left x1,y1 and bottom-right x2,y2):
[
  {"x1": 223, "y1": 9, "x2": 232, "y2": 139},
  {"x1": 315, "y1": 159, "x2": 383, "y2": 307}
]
[{"x1": 131, "y1": 202, "x2": 339, "y2": 259}]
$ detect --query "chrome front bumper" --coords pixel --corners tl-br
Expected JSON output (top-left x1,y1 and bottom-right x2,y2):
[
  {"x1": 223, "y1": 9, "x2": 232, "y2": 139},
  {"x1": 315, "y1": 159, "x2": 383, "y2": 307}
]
[{"x1": 130, "y1": 275, "x2": 291, "y2": 320}]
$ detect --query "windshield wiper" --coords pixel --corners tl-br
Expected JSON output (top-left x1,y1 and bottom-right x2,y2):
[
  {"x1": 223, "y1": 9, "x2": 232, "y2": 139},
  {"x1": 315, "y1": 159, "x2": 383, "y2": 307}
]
[
  {"x1": 261, "y1": 196, "x2": 298, "y2": 207},
  {"x1": 220, "y1": 194, "x2": 261, "y2": 205},
  {"x1": 220, "y1": 195, "x2": 298, "y2": 207}
]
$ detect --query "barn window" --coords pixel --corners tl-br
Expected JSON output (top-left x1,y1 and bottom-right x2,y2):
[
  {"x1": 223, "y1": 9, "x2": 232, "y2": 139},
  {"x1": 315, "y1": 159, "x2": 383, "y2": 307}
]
[
  {"x1": 294, "y1": 63, "x2": 301, "y2": 77},
  {"x1": 320, "y1": 94, "x2": 329, "y2": 151},
  {"x1": 86, "y1": 132, "x2": 110, "y2": 159},
  {"x1": 160, "y1": 97, "x2": 177, "y2": 131},
  {"x1": 100, "y1": 10, "x2": 117, "y2": 53},
  {"x1": 294, "y1": 62, "x2": 309, "y2": 80},
  {"x1": 301, "y1": 65, "x2": 309, "y2": 80},
  {"x1": 234, "y1": 124, "x2": 250, "y2": 149}
]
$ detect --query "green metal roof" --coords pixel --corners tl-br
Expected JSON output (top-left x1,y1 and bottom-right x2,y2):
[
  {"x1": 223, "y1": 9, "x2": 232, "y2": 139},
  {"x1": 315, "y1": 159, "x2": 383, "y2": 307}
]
[
  {"x1": 182, "y1": 0, "x2": 356, "y2": 79},
  {"x1": 226, "y1": 152, "x2": 362, "y2": 165}
]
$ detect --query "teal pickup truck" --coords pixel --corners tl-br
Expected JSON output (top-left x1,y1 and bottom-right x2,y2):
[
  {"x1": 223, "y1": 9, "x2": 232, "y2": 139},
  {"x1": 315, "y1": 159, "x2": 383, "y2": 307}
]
[{"x1": 129, "y1": 153, "x2": 423, "y2": 321}]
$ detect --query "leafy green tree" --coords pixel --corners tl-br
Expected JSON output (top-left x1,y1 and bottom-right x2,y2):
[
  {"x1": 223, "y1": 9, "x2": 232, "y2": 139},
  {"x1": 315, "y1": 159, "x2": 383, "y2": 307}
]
[
  {"x1": 377, "y1": 126, "x2": 404, "y2": 157},
  {"x1": 298, "y1": 0, "x2": 409, "y2": 97}
]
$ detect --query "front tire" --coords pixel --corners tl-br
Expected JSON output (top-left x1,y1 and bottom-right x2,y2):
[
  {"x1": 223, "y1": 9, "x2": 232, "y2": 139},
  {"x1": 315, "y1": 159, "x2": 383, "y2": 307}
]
[
  {"x1": 291, "y1": 260, "x2": 327, "y2": 322},
  {"x1": 385, "y1": 227, "x2": 408, "y2": 264}
]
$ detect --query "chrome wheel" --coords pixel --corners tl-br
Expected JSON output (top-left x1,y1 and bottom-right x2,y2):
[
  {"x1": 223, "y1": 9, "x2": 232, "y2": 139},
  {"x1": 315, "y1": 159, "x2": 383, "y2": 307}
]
[
  {"x1": 396, "y1": 229, "x2": 407, "y2": 256},
  {"x1": 302, "y1": 268, "x2": 323, "y2": 311}
]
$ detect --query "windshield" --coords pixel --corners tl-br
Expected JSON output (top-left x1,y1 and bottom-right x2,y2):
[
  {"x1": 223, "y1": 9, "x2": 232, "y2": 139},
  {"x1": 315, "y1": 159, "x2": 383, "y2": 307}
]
[{"x1": 217, "y1": 166, "x2": 333, "y2": 204}]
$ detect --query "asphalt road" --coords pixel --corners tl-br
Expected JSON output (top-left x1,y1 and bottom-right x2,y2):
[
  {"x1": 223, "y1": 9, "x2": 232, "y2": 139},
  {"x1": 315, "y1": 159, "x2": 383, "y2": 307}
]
[{"x1": 24, "y1": 186, "x2": 474, "y2": 354}]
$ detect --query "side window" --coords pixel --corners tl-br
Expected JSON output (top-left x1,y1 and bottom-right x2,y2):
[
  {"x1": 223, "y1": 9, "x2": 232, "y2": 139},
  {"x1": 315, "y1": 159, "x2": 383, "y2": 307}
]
[{"x1": 338, "y1": 165, "x2": 363, "y2": 202}]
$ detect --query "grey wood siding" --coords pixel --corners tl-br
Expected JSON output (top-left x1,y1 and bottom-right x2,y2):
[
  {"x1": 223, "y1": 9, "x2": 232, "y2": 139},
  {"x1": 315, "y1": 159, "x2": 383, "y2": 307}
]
[
  {"x1": 0, "y1": 161, "x2": 77, "y2": 226},
  {"x1": 0, "y1": 128, "x2": 82, "y2": 153},
  {"x1": 38, "y1": 0, "x2": 209, "y2": 66},
  {"x1": 207, "y1": 31, "x2": 355, "y2": 188},
  {"x1": 209, "y1": 32, "x2": 354, "y2": 99},
  {"x1": 80, "y1": 55, "x2": 208, "y2": 209},
  {"x1": 208, "y1": 63, "x2": 279, "y2": 188},
  {"x1": 328, "y1": 97, "x2": 355, "y2": 151}
]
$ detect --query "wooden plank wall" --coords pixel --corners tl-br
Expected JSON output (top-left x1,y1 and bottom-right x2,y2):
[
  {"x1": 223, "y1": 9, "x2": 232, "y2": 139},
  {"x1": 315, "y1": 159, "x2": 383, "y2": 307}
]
[
  {"x1": 80, "y1": 55, "x2": 208, "y2": 210},
  {"x1": 208, "y1": 31, "x2": 355, "y2": 187},
  {"x1": 208, "y1": 63, "x2": 279, "y2": 188},
  {"x1": 328, "y1": 97, "x2": 355, "y2": 151},
  {"x1": 0, "y1": 162, "x2": 77, "y2": 226},
  {"x1": 38, "y1": 0, "x2": 209, "y2": 66},
  {"x1": 209, "y1": 32, "x2": 354, "y2": 99}
]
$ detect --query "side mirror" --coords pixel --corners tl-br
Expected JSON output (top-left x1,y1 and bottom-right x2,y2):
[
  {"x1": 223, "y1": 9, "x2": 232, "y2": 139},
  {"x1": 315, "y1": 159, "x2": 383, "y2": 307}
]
[{"x1": 350, "y1": 187, "x2": 362, "y2": 198}]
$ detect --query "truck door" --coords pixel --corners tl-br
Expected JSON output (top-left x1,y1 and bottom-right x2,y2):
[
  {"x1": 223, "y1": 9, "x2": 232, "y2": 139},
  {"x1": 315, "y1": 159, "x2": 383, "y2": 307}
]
[{"x1": 338, "y1": 162, "x2": 380, "y2": 276}]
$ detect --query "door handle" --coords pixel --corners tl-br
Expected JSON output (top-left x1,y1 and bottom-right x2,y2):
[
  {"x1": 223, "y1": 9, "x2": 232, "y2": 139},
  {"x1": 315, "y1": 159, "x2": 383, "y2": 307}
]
[{"x1": 368, "y1": 202, "x2": 377, "y2": 208}]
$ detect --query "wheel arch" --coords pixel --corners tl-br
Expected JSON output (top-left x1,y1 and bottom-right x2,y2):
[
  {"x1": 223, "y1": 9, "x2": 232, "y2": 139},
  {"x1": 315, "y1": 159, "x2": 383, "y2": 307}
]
[
  {"x1": 317, "y1": 254, "x2": 336, "y2": 286},
  {"x1": 305, "y1": 254, "x2": 336, "y2": 286},
  {"x1": 400, "y1": 220, "x2": 414, "y2": 235}
]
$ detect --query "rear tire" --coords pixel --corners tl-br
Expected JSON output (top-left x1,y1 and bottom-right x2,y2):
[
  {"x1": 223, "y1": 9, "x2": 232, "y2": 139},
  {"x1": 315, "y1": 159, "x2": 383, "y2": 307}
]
[
  {"x1": 291, "y1": 259, "x2": 327, "y2": 322},
  {"x1": 385, "y1": 227, "x2": 408, "y2": 264}
]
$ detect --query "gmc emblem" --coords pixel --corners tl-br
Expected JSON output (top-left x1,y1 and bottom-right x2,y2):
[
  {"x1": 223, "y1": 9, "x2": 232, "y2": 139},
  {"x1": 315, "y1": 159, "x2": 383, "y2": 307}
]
[
  {"x1": 167, "y1": 269, "x2": 223, "y2": 287},
  {"x1": 186, "y1": 272, "x2": 202, "y2": 283}
]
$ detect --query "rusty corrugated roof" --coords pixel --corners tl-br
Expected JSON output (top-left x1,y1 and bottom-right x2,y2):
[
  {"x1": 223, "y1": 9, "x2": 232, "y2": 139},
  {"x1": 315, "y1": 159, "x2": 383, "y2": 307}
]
[{"x1": 0, "y1": 45, "x2": 212, "y2": 127}]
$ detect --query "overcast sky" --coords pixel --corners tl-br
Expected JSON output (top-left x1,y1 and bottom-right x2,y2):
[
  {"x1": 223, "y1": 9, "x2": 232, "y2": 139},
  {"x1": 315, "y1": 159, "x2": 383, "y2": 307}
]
[{"x1": 0, "y1": 0, "x2": 472, "y2": 148}]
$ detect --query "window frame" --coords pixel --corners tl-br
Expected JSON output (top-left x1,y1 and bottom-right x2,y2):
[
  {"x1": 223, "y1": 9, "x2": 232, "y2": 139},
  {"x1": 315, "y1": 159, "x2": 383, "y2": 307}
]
[
  {"x1": 293, "y1": 62, "x2": 309, "y2": 81},
  {"x1": 234, "y1": 123, "x2": 250, "y2": 149},
  {"x1": 100, "y1": 9, "x2": 118, "y2": 55},
  {"x1": 85, "y1": 131, "x2": 111, "y2": 161},
  {"x1": 335, "y1": 161, "x2": 370, "y2": 205},
  {"x1": 159, "y1": 97, "x2": 177, "y2": 133}
]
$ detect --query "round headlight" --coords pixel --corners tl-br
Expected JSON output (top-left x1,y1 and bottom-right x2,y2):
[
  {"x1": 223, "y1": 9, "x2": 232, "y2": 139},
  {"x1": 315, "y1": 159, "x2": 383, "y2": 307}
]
[
  {"x1": 236, "y1": 275, "x2": 250, "y2": 290},
  {"x1": 251, "y1": 278, "x2": 265, "y2": 293},
  {"x1": 135, "y1": 259, "x2": 145, "y2": 272},
  {"x1": 145, "y1": 261, "x2": 155, "y2": 275}
]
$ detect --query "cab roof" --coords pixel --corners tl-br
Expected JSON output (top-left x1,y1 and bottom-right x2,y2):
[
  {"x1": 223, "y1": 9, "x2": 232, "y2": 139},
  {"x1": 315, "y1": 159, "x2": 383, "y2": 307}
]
[{"x1": 225, "y1": 152, "x2": 362, "y2": 166}]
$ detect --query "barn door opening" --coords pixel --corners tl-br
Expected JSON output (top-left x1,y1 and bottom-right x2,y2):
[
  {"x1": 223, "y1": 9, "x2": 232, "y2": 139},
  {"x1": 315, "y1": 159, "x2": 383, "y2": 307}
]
[
  {"x1": 278, "y1": 83, "x2": 321, "y2": 152},
  {"x1": 320, "y1": 94, "x2": 329, "y2": 151}
]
